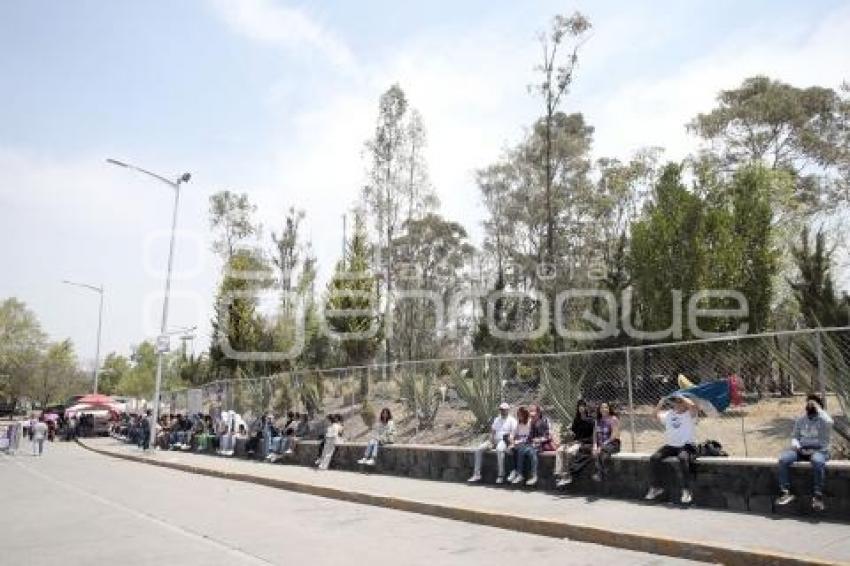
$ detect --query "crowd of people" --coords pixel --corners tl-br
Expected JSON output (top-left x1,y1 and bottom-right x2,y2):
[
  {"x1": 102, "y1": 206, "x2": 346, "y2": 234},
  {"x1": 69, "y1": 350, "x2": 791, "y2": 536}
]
[
  {"x1": 104, "y1": 391, "x2": 834, "y2": 511},
  {"x1": 111, "y1": 407, "x2": 398, "y2": 473},
  {"x1": 469, "y1": 393, "x2": 834, "y2": 511}
]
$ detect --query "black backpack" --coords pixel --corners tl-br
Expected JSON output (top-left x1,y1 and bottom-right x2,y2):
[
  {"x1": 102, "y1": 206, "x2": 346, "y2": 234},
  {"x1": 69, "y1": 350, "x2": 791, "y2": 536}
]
[{"x1": 697, "y1": 439, "x2": 728, "y2": 457}]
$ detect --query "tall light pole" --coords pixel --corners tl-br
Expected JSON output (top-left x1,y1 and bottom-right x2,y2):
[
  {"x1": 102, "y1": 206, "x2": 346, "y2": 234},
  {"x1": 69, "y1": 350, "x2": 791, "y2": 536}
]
[
  {"x1": 62, "y1": 280, "x2": 104, "y2": 394},
  {"x1": 107, "y1": 158, "x2": 191, "y2": 449}
]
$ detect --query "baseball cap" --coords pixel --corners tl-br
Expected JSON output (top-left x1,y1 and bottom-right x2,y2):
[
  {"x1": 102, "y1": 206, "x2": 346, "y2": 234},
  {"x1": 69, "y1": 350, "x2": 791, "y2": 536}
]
[{"x1": 499, "y1": 402, "x2": 510, "y2": 410}]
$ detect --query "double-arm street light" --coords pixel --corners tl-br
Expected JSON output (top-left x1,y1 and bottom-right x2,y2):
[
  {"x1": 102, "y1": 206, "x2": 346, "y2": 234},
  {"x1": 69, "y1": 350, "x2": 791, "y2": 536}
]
[
  {"x1": 62, "y1": 280, "x2": 104, "y2": 394},
  {"x1": 107, "y1": 158, "x2": 191, "y2": 449}
]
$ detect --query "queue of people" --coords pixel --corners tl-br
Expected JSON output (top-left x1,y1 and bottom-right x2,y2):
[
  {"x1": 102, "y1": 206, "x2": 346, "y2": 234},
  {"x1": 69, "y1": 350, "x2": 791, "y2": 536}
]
[
  {"x1": 466, "y1": 393, "x2": 835, "y2": 511},
  {"x1": 106, "y1": 391, "x2": 835, "y2": 512}
]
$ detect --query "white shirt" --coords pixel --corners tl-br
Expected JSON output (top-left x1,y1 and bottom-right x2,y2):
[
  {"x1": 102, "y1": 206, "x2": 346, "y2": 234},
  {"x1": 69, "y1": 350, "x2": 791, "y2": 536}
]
[
  {"x1": 33, "y1": 422, "x2": 48, "y2": 441},
  {"x1": 325, "y1": 422, "x2": 342, "y2": 439},
  {"x1": 663, "y1": 410, "x2": 696, "y2": 447},
  {"x1": 491, "y1": 415, "x2": 518, "y2": 442}
]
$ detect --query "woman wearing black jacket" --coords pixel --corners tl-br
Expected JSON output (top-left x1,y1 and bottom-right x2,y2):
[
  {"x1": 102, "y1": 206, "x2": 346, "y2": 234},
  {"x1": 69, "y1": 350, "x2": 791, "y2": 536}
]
[{"x1": 554, "y1": 400, "x2": 595, "y2": 488}]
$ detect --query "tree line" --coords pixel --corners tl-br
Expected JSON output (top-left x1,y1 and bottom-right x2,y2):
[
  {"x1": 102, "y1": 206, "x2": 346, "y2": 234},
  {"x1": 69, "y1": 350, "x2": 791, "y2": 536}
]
[{"x1": 3, "y1": 12, "x2": 848, "y2": 404}]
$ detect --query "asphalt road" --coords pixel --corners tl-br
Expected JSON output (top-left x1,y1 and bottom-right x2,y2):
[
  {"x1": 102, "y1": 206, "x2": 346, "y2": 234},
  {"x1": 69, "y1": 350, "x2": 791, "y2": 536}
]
[{"x1": 0, "y1": 442, "x2": 699, "y2": 566}]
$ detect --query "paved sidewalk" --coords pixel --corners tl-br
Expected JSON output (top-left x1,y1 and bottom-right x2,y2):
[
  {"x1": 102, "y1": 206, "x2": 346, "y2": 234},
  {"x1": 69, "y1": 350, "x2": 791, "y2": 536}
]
[{"x1": 80, "y1": 438, "x2": 850, "y2": 566}]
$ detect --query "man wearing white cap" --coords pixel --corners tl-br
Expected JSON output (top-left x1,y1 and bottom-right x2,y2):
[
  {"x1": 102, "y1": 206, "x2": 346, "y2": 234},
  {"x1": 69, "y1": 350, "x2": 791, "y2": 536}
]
[{"x1": 469, "y1": 402, "x2": 517, "y2": 484}]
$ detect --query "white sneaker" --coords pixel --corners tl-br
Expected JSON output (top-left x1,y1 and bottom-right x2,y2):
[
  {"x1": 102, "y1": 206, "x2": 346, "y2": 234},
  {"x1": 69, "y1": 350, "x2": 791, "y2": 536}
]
[
  {"x1": 366, "y1": 458, "x2": 376, "y2": 466},
  {"x1": 358, "y1": 458, "x2": 367, "y2": 465},
  {"x1": 681, "y1": 489, "x2": 692, "y2": 504},
  {"x1": 526, "y1": 476, "x2": 538, "y2": 487},
  {"x1": 644, "y1": 487, "x2": 664, "y2": 500},
  {"x1": 556, "y1": 477, "x2": 573, "y2": 488},
  {"x1": 284, "y1": 449, "x2": 294, "y2": 455},
  {"x1": 468, "y1": 474, "x2": 482, "y2": 483},
  {"x1": 506, "y1": 471, "x2": 517, "y2": 483},
  {"x1": 775, "y1": 490, "x2": 794, "y2": 506},
  {"x1": 495, "y1": 476, "x2": 505, "y2": 484},
  {"x1": 511, "y1": 474, "x2": 524, "y2": 485}
]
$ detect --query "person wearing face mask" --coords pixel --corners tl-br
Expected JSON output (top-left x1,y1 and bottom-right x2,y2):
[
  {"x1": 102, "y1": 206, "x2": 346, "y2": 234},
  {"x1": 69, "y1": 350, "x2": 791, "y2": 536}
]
[{"x1": 776, "y1": 394, "x2": 833, "y2": 511}]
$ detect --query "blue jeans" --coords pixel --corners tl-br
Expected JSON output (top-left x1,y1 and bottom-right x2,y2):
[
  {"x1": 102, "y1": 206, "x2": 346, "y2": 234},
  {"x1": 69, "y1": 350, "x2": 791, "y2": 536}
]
[
  {"x1": 514, "y1": 444, "x2": 538, "y2": 477},
  {"x1": 778, "y1": 449, "x2": 828, "y2": 494},
  {"x1": 364, "y1": 440, "x2": 379, "y2": 460}
]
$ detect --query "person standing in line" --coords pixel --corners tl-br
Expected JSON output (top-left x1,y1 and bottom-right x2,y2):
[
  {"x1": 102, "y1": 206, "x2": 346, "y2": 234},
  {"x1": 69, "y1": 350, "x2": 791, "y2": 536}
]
[
  {"x1": 140, "y1": 410, "x2": 152, "y2": 450},
  {"x1": 32, "y1": 416, "x2": 48, "y2": 456},
  {"x1": 644, "y1": 395, "x2": 699, "y2": 505}
]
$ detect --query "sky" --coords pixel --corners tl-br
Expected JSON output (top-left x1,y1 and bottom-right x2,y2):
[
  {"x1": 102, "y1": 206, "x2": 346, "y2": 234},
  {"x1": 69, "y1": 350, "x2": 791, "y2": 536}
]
[{"x1": 1, "y1": 0, "x2": 848, "y2": 368}]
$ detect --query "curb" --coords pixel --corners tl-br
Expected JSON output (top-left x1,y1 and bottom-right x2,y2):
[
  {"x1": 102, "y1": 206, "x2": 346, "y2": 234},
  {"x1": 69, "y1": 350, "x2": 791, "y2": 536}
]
[{"x1": 76, "y1": 440, "x2": 846, "y2": 566}]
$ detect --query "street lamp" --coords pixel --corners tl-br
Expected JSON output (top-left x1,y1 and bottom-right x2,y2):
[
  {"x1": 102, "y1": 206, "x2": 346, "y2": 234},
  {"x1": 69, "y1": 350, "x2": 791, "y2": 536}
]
[
  {"x1": 62, "y1": 280, "x2": 104, "y2": 394},
  {"x1": 107, "y1": 158, "x2": 191, "y2": 449}
]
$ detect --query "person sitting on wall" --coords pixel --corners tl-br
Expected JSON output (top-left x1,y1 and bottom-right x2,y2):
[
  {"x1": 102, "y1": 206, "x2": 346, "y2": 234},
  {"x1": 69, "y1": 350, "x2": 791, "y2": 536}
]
[
  {"x1": 512, "y1": 403, "x2": 555, "y2": 487},
  {"x1": 506, "y1": 406, "x2": 531, "y2": 485},
  {"x1": 775, "y1": 394, "x2": 833, "y2": 511},
  {"x1": 283, "y1": 412, "x2": 310, "y2": 455},
  {"x1": 468, "y1": 402, "x2": 517, "y2": 484},
  {"x1": 358, "y1": 408, "x2": 396, "y2": 466},
  {"x1": 266, "y1": 412, "x2": 296, "y2": 462},
  {"x1": 316, "y1": 414, "x2": 344, "y2": 470},
  {"x1": 644, "y1": 394, "x2": 699, "y2": 505},
  {"x1": 590, "y1": 401, "x2": 621, "y2": 482},
  {"x1": 554, "y1": 399, "x2": 595, "y2": 488}
]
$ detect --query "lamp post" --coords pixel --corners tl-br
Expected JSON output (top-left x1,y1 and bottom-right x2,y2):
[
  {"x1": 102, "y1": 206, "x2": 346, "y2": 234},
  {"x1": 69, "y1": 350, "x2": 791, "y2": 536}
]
[
  {"x1": 62, "y1": 280, "x2": 104, "y2": 394},
  {"x1": 107, "y1": 158, "x2": 191, "y2": 449}
]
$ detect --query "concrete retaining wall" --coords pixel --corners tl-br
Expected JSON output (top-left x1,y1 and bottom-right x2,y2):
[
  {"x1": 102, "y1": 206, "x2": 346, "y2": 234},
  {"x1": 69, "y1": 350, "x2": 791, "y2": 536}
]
[{"x1": 197, "y1": 439, "x2": 850, "y2": 521}]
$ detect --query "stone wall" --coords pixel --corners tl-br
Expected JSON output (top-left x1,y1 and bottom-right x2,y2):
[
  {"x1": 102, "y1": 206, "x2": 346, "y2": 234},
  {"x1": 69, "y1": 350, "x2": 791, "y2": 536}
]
[{"x1": 201, "y1": 439, "x2": 850, "y2": 521}]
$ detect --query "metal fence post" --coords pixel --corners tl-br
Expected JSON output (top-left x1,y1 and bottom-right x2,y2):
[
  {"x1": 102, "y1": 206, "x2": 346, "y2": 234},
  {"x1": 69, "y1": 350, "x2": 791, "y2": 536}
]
[
  {"x1": 736, "y1": 337, "x2": 748, "y2": 457},
  {"x1": 625, "y1": 346, "x2": 636, "y2": 452},
  {"x1": 815, "y1": 329, "x2": 826, "y2": 409}
]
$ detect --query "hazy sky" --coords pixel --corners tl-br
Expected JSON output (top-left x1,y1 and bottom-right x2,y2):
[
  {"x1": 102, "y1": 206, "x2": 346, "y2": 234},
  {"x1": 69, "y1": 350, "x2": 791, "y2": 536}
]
[{"x1": 1, "y1": 0, "x2": 848, "y2": 367}]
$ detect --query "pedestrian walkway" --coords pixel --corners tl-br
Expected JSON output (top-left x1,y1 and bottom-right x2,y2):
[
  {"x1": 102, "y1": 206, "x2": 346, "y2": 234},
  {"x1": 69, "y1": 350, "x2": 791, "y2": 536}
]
[{"x1": 79, "y1": 438, "x2": 850, "y2": 566}]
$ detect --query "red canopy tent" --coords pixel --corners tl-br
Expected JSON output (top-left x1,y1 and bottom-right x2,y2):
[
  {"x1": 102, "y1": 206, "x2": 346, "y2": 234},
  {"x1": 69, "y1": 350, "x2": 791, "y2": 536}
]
[
  {"x1": 65, "y1": 394, "x2": 121, "y2": 419},
  {"x1": 76, "y1": 394, "x2": 117, "y2": 406}
]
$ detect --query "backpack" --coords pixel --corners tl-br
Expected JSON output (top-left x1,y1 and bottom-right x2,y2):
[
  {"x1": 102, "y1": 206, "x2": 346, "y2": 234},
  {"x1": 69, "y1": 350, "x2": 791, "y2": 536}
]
[{"x1": 697, "y1": 439, "x2": 728, "y2": 457}]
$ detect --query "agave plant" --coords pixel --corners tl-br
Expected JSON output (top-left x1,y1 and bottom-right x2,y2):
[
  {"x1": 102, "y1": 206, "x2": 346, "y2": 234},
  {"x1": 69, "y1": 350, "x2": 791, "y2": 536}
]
[
  {"x1": 540, "y1": 358, "x2": 587, "y2": 430},
  {"x1": 399, "y1": 367, "x2": 442, "y2": 430},
  {"x1": 452, "y1": 359, "x2": 503, "y2": 432}
]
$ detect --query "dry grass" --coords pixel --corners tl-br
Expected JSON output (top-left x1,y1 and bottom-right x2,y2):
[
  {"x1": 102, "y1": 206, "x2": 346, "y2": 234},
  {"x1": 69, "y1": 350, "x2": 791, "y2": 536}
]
[{"x1": 321, "y1": 393, "x2": 845, "y2": 458}]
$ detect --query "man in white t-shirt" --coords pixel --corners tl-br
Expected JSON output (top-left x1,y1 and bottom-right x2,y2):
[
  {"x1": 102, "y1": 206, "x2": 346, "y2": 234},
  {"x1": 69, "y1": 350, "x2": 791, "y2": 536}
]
[
  {"x1": 469, "y1": 402, "x2": 517, "y2": 484},
  {"x1": 644, "y1": 394, "x2": 699, "y2": 504}
]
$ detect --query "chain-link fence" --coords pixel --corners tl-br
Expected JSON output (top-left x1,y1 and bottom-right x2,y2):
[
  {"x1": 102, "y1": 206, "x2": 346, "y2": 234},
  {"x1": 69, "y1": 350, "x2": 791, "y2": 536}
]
[{"x1": 164, "y1": 327, "x2": 850, "y2": 457}]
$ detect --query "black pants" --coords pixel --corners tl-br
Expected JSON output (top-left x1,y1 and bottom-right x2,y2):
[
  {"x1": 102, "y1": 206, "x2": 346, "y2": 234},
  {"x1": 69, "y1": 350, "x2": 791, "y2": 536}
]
[
  {"x1": 649, "y1": 444, "x2": 696, "y2": 490},
  {"x1": 595, "y1": 439, "x2": 621, "y2": 477}
]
